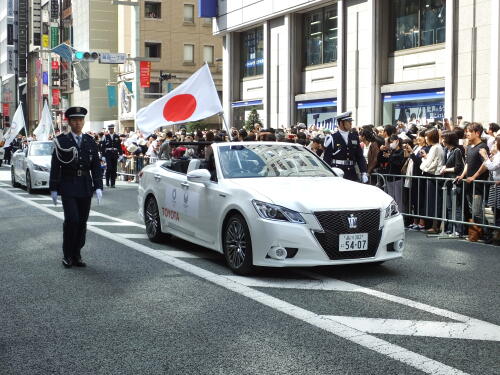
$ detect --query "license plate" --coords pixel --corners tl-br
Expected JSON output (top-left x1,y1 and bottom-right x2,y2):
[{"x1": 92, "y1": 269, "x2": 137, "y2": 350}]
[{"x1": 339, "y1": 233, "x2": 368, "y2": 251}]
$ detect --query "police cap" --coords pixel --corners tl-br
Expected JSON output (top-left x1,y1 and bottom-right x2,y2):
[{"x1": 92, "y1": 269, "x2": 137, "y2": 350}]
[
  {"x1": 336, "y1": 111, "x2": 353, "y2": 123},
  {"x1": 65, "y1": 106, "x2": 88, "y2": 118}
]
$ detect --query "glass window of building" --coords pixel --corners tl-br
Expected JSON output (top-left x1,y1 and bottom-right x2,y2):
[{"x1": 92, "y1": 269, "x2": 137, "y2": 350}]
[
  {"x1": 304, "y1": 4, "x2": 338, "y2": 67},
  {"x1": 145, "y1": 42, "x2": 161, "y2": 58},
  {"x1": 392, "y1": 0, "x2": 446, "y2": 51},
  {"x1": 382, "y1": 89, "x2": 445, "y2": 126},
  {"x1": 203, "y1": 45, "x2": 214, "y2": 64},
  {"x1": 296, "y1": 99, "x2": 337, "y2": 129},
  {"x1": 145, "y1": 2, "x2": 161, "y2": 19},
  {"x1": 184, "y1": 44, "x2": 194, "y2": 63},
  {"x1": 241, "y1": 27, "x2": 264, "y2": 78},
  {"x1": 144, "y1": 82, "x2": 161, "y2": 99},
  {"x1": 184, "y1": 4, "x2": 195, "y2": 23}
]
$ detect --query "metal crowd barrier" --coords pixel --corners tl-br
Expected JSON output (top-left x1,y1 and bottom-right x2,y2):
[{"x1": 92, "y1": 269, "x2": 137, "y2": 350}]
[
  {"x1": 371, "y1": 173, "x2": 500, "y2": 234},
  {"x1": 117, "y1": 156, "x2": 158, "y2": 182}
]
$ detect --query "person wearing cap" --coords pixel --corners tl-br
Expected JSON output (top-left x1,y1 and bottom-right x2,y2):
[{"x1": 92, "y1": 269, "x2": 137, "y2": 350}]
[
  {"x1": 49, "y1": 107, "x2": 103, "y2": 268},
  {"x1": 323, "y1": 111, "x2": 368, "y2": 183},
  {"x1": 100, "y1": 123, "x2": 122, "y2": 187}
]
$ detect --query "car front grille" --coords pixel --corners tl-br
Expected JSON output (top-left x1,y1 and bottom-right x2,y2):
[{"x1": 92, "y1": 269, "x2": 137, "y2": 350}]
[{"x1": 313, "y1": 209, "x2": 382, "y2": 260}]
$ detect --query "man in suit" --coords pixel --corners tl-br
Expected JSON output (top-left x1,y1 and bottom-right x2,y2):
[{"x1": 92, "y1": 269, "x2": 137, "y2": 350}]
[
  {"x1": 49, "y1": 107, "x2": 103, "y2": 268},
  {"x1": 100, "y1": 123, "x2": 122, "y2": 187},
  {"x1": 323, "y1": 111, "x2": 368, "y2": 183}
]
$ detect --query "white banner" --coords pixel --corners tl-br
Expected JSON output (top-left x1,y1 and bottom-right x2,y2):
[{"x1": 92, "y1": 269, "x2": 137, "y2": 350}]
[
  {"x1": 33, "y1": 101, "x2": 53, "y2": 141},
  {"x1": 2, "y1": 104, "x2": 26, "y2": 148}
]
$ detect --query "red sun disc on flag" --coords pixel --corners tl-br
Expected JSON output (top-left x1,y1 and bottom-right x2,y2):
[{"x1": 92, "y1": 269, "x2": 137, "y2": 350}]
[{"x1": 163, "y1": 94, "x2": 197, "y2": 122}]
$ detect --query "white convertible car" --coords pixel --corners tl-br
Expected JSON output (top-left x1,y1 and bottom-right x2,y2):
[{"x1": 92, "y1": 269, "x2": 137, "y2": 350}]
[
  {"x1": 11, "y1": 141, "x2": 53, "y2": 193},
  {"x1": 138, "y1": 142, "x2": 405, "y2": 275}
]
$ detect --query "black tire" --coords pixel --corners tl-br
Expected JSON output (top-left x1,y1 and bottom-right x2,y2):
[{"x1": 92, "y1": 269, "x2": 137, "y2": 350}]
[
  {"x1": 26, "y1": 170, "x2": 34, "y2": 194},
  {"x1": 11, "y1": 167, "x2": 20, "y2": 187},
  {"x1": 144, "y1": 196, "x2": 166, "y2": 243},
  {"x1": 223, "y1": 213, "x2": 254, "y2": 275}
]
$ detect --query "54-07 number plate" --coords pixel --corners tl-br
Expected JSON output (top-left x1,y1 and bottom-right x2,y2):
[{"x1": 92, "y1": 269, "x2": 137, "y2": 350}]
[{"x1": 339, "y1": 233, "x2": 368, "y2": 251}]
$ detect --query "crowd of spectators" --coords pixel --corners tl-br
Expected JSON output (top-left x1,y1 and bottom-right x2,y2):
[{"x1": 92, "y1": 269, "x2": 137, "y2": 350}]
[{"x1": 3, "y1": 115, "x2": 500, "y2": 243}]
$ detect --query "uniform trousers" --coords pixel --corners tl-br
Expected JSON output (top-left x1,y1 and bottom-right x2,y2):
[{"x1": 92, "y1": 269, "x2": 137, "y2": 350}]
[
  {"x1": 61, "y1": 196, "x2": 92, "y2": 261},
  {"x1": 105, "y1": 151, "x2": 118, "y2": 186}
]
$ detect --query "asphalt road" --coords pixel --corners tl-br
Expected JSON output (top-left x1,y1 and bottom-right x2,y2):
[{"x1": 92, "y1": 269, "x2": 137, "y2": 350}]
[{"x1": 0, "y1": 164, "x2": 498, "y2": 375}]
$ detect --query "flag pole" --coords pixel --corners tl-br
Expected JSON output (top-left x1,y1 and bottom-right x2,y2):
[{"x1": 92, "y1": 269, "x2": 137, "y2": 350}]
[{"x1": 219, "y1": 112, "x2": 230, "y2": 134}]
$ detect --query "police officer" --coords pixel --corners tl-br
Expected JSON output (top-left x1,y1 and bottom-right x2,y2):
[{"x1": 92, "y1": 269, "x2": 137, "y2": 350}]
[
  {"x1": 323, "y1": 111, "x2": 368, "y2": 183},
  {"x1": 49, "y1": 107, "x2": 103, "y2": 268},
  {"x1": 100, "y1": 123, "x2": 122, "y2": 187}
]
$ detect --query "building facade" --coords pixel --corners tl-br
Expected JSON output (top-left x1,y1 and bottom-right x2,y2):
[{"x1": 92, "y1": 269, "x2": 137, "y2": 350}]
[
  {"x1": 117, "y1": 0, "x2": 223, "y2": 132},
  {"x1": 214, "y1": 0, "x2": 500, "y2": 129},
  {"x1": 0, "y1": 0, "x2": 17, "y2": 128}
]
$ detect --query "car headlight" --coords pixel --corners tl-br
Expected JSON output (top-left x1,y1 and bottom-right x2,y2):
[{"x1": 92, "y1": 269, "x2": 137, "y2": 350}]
[
  {"x1": 252, "y1": 200, "x2": 306, "y2": 224},
  {"x1": 384, "y1": 200, "x2": 399, "y2": 219},
  {"x1": 33, "y1": 164, "x2": 49, "y2": 172}
]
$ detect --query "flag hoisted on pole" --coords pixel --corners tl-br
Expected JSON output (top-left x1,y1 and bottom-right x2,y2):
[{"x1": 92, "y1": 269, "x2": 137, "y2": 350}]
[
  {"x1": 136, "y1": 64, "x2": 223, "y2": 134},
  {"x1": 2, "y1": 103, "x2": 26, "y2": 148},
  {"x1": 33, "y1": 101, "x2": 53, "y2": 141}
]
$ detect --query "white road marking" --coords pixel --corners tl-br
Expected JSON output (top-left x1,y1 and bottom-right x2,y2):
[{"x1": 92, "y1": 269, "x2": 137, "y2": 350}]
[
  {"x1": 16, "y1": 192, "x2": 29, "y2": 195},
  {"x1": 117, "y1": 233, "x2": 149, "y2": 239},
  {"x1": 0, "y1": 188, "x2": 473, "y2": 375},
  {"x1": 87, "y1": 221, "x2": 145, "y2": 228},
  {"x1": 161, "y1": 249, "x2": 220, "y2": 259},
  {"x1": 323, "y1": 316, "x2": 500, "y2": 342},
  {"x1": 28, "y1": 197, "x2": 52, "y2": 200}
]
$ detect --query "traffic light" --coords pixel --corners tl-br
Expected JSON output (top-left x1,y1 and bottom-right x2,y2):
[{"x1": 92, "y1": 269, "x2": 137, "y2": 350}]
[
  {"x1": 159, "y1": 71, "x2": 176, "y2": 82},
  {"x1": 74, "y1": 51, "x2": 100, "y2": 62}
]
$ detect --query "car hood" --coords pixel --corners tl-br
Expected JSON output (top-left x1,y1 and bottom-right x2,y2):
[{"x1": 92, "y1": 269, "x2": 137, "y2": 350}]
[
  {"x1": 29, "y1": 155, "x2": 51, "y2": 168},
  {"x1": 228, "y1": 177, "x2": 392, "y2": 212}
]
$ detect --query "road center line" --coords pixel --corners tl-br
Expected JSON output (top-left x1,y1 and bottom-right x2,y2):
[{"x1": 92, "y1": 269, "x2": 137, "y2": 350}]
[{"x1": 0, "y1": 187, "x2": 470, "y2": 375}]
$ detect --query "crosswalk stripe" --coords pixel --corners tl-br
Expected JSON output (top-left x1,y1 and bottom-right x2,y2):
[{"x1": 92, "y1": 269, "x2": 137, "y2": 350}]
[
  {"x1": 117, "y1": 233, "x2": 149, "y2": 239},
  {"x1": 323, "y1": 316, "x2": 500, "y2": 342}
]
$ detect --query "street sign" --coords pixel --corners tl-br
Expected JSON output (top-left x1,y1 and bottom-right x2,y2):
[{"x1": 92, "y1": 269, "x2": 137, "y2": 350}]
[{"x1": 99, "y1": 52, "x2": 127, "y2": 64}]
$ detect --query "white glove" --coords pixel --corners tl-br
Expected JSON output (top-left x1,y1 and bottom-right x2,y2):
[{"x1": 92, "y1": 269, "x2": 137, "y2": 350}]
[
  {"x1": 50, "y1": 191, "x2": 58, "y2": 206},
  {"x1": 361, "y1": 173, "x2": 369, "y2": 184},
  {"x1": 95, "y1": 189, "x2": 103, "y2": 205}
]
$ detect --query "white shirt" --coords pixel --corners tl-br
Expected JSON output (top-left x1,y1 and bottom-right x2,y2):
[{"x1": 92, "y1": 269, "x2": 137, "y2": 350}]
[{"x1": 338, "y1": 129, "x2": 349, "y2": 144}]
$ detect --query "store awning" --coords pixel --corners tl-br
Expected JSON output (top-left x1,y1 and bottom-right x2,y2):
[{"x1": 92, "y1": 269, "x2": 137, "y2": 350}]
[
  {"x1": 383, "y1": 90, "x2": 444, "y2": 103},
  {"x1": 231, "y1": 99, "x2": 263, "y2": 108},
  {"x1": 296, "y1": 99, "x2": 337, "y2": 109}
]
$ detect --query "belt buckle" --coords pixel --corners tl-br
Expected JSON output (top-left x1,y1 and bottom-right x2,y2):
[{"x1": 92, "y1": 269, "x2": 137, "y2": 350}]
[{"x1": 77, "y1": 170, "x2": 82, "y2": 177}]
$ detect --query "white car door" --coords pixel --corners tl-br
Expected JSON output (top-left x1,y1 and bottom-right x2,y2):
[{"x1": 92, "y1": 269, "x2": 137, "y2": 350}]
[
  {"x1": 182, "y1": 178, "x2": 226, "y2": 246},
  {"x1": 156, "y1": 162, "x2": 197, "y2": 239}
]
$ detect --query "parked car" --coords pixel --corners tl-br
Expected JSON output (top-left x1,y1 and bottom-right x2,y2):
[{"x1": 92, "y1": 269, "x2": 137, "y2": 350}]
[
  {"x1": 138, "y1": 142, "x2": 405, "y2": 275},
  {"x1": 11, "y1": 141, "x2": 53, "y2": 193}
]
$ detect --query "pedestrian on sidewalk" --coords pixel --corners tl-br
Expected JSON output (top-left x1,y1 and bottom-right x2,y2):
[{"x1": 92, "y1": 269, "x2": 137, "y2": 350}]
[{"x1": 49, "y1": 107, "x2": 103, "y2": 268}]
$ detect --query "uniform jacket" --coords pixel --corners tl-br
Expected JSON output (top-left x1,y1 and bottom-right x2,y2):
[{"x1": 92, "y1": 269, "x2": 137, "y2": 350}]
[
  {"x1": 49, "y1": 133, "x2": 103, "y2": 197},
  {"x1": 323, "y1": 131, "x2": 367, "y2": 173},
  {"x1": 100, "y1": 134, "x2": 122, "y2": 155}
]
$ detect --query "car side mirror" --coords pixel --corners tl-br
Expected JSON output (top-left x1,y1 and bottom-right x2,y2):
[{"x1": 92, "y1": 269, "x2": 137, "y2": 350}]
[
  {"x1": 331, "y1": 167, "x2": 344, "y2": 178},
  {"x1": 187, "y1": 169, "x2": 211, "y2": 184}
]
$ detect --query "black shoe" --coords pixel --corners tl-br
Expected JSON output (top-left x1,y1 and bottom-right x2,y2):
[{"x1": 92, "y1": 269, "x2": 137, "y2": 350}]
[
  {"x1": 110, "y1": 185, "x2": 115, "y2": 188},
  {"x1": 73, "y1": 258, "x2": 87, "y2": 267},
  {"x1": 62, "y1": 257, "x2": 73, "y2": 268}
]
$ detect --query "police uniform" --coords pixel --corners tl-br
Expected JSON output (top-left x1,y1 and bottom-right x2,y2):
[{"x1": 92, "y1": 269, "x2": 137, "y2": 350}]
[
  {"x1": 100, "y1": 124, "x2": 122, "y2": 187},
  {"x1": 49, "y1": 107, "x2": 103, "y2": 267},
  {"x1": 323, "y1": 111, "x2": 367, "y2": 182}
]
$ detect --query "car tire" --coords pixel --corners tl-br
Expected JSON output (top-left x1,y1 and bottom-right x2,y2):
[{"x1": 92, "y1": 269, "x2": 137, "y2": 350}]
[
  {"x1": 223, "y1": 213, "x2": 254, "y2": 275},
  {"x1": 11, "y1": 167, "x2": 20, "y2": 188},
  {"x1": 144, "y1": 196, "x2": 167, "y2": 243},
  {"x1": 26, "y1": 170, "x2": 34, "y2": 194}
]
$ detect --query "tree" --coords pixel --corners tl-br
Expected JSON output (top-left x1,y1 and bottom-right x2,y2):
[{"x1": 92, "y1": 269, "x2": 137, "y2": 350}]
[
  {"x1": 244, "y1": 108, "x2": 262, "y2": 130},
  {"x1": 185, "y1": 120, "x2": 205, "y2": 133}
]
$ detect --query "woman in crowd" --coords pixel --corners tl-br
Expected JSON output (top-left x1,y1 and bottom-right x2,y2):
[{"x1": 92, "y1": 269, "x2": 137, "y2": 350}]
[
  {"x1": 383, "y1": 134, "x2": 406, "y2": 212},
  {"x1": 440, "y1": 130, "x2": 465, "y2": 234},
  {"x1": 480, "y1": 136, "x2": 500, "y2": 228},
  {"x1": 405, "y1": 130, "x2": 430, "y2": 230},
  {"x1": 359, "y1": 128, "x2": 381, "y2": 175},
  {"x1": 420, "y1": 128, "x2": 445, "y2": 233}
]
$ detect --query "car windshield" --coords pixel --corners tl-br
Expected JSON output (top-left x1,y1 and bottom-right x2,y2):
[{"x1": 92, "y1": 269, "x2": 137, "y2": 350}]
[
  {"x1": 217, "y1": 144, "x2": 335, "y2": 178},
  {"x1": 29, "y1": 142, "x2": 54, "y2": 156}
]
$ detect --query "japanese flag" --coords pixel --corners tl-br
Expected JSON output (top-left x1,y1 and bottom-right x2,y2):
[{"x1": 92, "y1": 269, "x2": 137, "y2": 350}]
[{"x1": 136, "y1": 64, "x2": 222, "y2": 133}]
